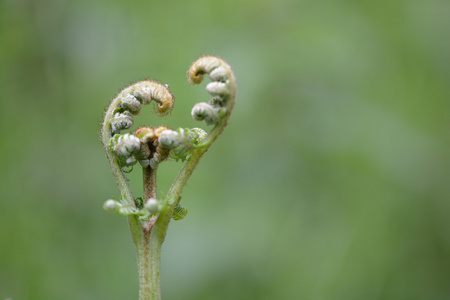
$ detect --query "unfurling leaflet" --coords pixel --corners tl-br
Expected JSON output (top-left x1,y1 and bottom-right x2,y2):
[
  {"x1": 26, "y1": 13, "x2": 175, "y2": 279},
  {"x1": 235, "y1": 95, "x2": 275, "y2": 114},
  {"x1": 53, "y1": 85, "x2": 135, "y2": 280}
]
[
  {"x1": 188, "y1": 56, "x2": 236, "y2": 127},
  {"x1": 110, "y1": 133, "x2": 140, "y2": 166},
  {"x1": 172, "y1": 204, "x2": 188, "y2": 220},
  {"x1": 158, "y1": 127, "x2": 207, "y2": 161}
]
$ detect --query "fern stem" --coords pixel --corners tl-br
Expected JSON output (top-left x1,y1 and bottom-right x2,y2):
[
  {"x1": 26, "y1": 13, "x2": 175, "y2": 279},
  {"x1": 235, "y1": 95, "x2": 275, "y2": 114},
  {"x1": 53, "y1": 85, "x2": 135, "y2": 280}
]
[
  {"x1": 136, "y1": 165, "x2": 162, "y2": 300},
  {"x1": 137, "y1": 230, "x2": 161, "y2": 300}
]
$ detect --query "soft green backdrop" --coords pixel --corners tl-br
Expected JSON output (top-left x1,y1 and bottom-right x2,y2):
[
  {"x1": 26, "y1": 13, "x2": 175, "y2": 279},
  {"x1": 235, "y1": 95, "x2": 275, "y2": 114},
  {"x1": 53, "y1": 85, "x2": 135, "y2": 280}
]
[{"x1": 1, "y1": 0, "x2": 449, "y2": 299}]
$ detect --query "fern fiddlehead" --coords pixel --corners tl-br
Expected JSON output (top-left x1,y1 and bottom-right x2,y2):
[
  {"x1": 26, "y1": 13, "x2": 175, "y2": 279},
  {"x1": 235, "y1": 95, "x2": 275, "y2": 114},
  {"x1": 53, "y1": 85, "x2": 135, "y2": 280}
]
[
  {"x1": 188, "y1": 55, "x2": 236, "y2": 129},
  {"x1": 100, "y1": 56, "x2": 235, "y2": 300}
]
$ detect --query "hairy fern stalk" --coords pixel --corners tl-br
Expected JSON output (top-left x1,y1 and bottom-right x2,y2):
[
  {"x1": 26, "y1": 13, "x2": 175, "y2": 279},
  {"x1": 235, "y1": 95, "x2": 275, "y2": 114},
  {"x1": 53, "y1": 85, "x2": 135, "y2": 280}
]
[{"x1": 101, "y1": 56, "x2": 236, "y2": 300}]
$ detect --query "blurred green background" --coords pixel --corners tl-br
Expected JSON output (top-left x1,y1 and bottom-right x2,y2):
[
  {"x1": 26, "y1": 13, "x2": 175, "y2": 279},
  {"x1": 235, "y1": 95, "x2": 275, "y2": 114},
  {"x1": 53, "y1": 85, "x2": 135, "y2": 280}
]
[{"x1": 1, "y1": 0, "x2": 449, "y2": 299}]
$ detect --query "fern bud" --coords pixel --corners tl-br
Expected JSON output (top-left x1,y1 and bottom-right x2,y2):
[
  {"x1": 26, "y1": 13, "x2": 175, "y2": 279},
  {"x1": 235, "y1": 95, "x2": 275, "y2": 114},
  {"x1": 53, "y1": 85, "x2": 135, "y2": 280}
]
[
  {"x1": 132, "y1": 126, "x2": 156, "y2": 162},
  {"x1": 189, "y1": 127, "x2": 207, "y2": 144},
  {"x1": 144, "y1": 198, "x2": 161, "y2": 214},
  {"x1": 191, "y1": 102, "x2": 220, "y2": 125},
  {"x1": 120, "y1": 94, "x2": 141, "y2": 114},
  {"x1": 130, "y1": 81, "x2": 174, "y2": 116},
  {"x1": 104, "y1": 199, "x2": 120, "y2": 213},
  {"x1": 206, "y1": 81, "x2": 230, "y2": 97},
  {"x1": 158, "y1": 129, "x2": 180, "y2": 148},
  {"x1": 111, "y1": 111, "x2": 133, "y2": 134},
  {"x1": 158, "y1": 127, "x2": 206, "y2": 161},
  {"x1": 133, "y1": 126, "x2": 157, "y2": 143},
  {"x1": 112, "y1": 133, "x2": 141, "y2": 165},
  {"x1": 132, "y1": 126, "x2": 171, "y2": 168},
  {"x1": 208, "y1": 66, "x2": 228, "y2": 82},
  {"x1": 187, "y1": 56, "x2": 222, "y2": 84}
]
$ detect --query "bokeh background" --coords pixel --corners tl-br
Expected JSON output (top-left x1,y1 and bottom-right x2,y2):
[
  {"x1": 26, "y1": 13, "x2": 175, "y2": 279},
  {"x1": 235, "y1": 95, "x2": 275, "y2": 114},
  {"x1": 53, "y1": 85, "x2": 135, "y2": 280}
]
[{"x1": 1, "y1": 0, "x2": 449, "y2": 299}]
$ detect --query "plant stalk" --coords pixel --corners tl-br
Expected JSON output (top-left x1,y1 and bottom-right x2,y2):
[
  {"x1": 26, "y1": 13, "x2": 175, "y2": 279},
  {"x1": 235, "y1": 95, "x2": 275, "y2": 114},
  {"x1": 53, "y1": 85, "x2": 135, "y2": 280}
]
[{"x1": 134, "y1": 165, "x2": 162, "y2": 300}]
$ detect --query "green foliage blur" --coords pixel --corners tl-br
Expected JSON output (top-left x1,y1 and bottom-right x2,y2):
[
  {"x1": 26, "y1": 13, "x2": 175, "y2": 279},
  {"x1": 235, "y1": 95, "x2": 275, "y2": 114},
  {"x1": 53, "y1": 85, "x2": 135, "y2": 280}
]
[{"x1": 1, "y1": 0, "x2": 449, "y2": 299}]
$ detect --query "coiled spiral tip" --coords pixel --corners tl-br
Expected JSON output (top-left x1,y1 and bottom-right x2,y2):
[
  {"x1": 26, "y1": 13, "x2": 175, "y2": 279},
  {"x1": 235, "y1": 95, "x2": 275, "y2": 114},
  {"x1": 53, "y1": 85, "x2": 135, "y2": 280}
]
[
  {"x1": 187, "y1": 55, "x2": 228, "y2": 84},
  {"x1": 186, "y1": 56, "x2": 236, "y2": 126},
  {"x1": 129, "y1": 80, "x2": 174, "y2": 116}
]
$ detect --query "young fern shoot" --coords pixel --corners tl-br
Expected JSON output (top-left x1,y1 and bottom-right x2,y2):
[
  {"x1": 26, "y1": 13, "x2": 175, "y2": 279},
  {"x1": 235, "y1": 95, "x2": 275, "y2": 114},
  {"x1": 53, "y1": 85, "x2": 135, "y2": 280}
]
[{"x1": 101, "y1": 56, "x2": 236, "y2": 300}]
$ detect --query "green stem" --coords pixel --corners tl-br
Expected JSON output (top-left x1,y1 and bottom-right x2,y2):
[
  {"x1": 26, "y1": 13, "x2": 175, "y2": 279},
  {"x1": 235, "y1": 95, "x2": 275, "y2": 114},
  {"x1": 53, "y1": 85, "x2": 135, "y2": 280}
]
[
  {"x1": 137, "y1": 165, "x2": 161, "y2": 300},
  {"x1": 137, "y1": 230, "x2": 161, "y2": 300}
]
